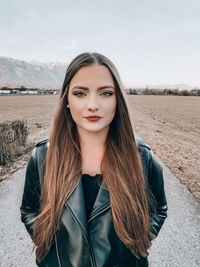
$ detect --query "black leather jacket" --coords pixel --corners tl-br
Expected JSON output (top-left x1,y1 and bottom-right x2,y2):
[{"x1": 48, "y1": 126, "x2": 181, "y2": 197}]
[{"x1": 20, "y1": 139, "x2": 167, "y2": 267}]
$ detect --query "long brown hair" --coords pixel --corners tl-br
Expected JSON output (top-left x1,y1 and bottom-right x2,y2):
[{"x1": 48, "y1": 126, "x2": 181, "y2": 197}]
[{"x1": 33, "y1": 52, "x2": 153, "y2": 261}]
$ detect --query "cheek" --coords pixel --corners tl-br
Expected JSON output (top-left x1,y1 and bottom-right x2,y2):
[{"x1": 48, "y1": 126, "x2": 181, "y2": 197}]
[
  {"x1": 69, "y1": 104, "x2": 82, "y2": 118},
  {"x1": 68, "y1": 96, "x2": 84, "y2": 115},
  {"x1": 109, "y1": 97, "x2": 117, "y2": 113},
  {"x1": 104, "y1": 99, "x2": 117, "y2": 118}
]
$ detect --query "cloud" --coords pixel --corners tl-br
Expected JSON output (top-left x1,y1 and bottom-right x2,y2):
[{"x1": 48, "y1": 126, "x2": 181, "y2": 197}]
[{"x1": 60, "y1": 40, "x2": 79, "y2": 50}]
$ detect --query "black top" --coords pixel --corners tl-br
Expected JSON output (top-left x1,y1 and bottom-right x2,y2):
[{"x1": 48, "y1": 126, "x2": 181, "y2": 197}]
[{"x1": 82, "y1": 174, "x2": 102, "y2": 220}]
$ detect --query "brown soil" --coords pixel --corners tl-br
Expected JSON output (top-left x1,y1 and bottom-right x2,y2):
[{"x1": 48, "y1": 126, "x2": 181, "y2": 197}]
[
  {"x1": 0, "y1": 95, "x2": 59, "y2": 135},
  {"x1": 0, "y1": 95, "x2": 199, "y2": 202},
  {"x1": 128, "y1": 95, "x2": 200, "y2": 202},
  {"x1": 0, "y1": 95, "x2": 58, "y2": 181}
]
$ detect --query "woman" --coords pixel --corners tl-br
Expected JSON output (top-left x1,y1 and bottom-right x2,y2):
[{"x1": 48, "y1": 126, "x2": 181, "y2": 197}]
[{"x1": 20, "y1": 52, "x2": 167, "y2": 267}]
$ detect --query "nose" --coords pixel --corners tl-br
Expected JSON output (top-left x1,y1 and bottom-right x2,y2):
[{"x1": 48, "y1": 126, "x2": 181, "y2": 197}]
[{"x1": 87, "y1": 94, "x2": 99, "y2": 111}]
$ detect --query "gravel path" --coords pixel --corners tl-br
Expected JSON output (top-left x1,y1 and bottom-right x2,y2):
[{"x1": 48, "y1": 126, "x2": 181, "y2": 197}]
[{"x1": 0, "y1": 160, "x2": 200, "y2": 267}]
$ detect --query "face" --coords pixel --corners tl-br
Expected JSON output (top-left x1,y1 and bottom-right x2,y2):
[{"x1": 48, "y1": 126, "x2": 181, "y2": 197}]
[{"x1": 68, "y1": 64, "x2": 117, "y2": 135}]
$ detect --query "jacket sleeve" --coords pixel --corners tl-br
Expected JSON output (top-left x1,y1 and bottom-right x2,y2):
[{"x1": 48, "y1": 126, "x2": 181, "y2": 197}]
[
  {"x1": 20, "y1": 147, "x2": 41, "y2": 238},
  {"x1": 148, "y1": 150, "x2": 168, "y2": 237}
]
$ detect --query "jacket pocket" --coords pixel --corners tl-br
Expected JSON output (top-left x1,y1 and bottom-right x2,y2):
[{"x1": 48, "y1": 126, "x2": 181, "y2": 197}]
[
  {"x1": 113, "y1": 256, "x2": 137, "y2": 267},
  {"x1": 113, "y1": 256, "x2": 148, "y2": 267}
]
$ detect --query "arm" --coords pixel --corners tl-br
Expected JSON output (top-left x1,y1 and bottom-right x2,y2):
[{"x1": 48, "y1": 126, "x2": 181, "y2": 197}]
[
  {"x1": 148, "y1": 150, "x2": 168, "y2": 237},
  {"x1": 20, "y1": 147, "x2": 41, "y2": 238}
]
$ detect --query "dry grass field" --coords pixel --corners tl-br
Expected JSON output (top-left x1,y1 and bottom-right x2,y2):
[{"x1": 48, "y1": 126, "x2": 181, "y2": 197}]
[
  {"x1": 128, "y1": 95, "x2": 200, "y2": 202},
  {"x1": 0, "y1": 95, "x2": 59, "y2": 180},
  {"x1": 0, "y1": 95, "x2": 199, "y2": 201},
  {"x1": 0, "y1": 95, "x2": 59, "y2": 141}
]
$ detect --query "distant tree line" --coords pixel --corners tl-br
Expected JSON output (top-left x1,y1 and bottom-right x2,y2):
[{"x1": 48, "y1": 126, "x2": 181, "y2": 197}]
[
  {"x1": 1, "y1": 86, "x2": 200, "y2": 96},
  {"x1": 126, "y1": 88, "x2": 200, "y2": 96},
  {"x1": 0, "y1": 86, "x2": 59, "y2": 95}
]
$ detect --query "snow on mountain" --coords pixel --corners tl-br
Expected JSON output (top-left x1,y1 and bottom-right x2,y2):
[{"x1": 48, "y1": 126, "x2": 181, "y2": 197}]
[
  {"x1": 0, "y1": 56, "x2": 195, "y2": 90},
  {"x1": 0, "y1": 56, "x2": 68, "y2": 89}
]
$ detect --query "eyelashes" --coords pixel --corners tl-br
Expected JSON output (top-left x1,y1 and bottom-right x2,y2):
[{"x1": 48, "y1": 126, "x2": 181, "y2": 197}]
[
  {"x1": 101, "y1": 92, "x2": 114, "y2": 96},
  {"x1": 73, "y1": 92, "x2": 85, "y2": 97},
  {"x1": 72, "y1": 91, "x2": 114, "y2": 97}
]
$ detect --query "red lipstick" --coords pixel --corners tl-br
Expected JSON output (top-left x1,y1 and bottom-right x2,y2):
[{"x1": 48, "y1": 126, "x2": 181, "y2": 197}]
[{"x1": 85, "y1": 115, "x2": 102, "y2": 122}]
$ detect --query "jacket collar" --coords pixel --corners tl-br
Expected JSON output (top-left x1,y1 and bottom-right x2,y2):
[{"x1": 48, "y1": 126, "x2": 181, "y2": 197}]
[{"x1": 65, "y1": 179, "x2": 110, "y2": 236}]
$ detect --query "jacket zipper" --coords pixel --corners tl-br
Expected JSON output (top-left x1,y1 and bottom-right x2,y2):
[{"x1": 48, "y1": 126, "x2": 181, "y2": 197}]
[
  {"x1": 63, "y1": 202, "x2": 111, "y2": 267},
  {"x1": 88, "y1": 204, "x2": 111, "y2": 267},
  {"x1": 88, "y1": 237, "x2": 96, "y2": 267},
  {"x1": 54, "y1": 233, "x2": 62, "y2": 267}
]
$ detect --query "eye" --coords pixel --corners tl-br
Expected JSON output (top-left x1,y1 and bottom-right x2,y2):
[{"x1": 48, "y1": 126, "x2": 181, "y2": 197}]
[
  {"x1": 100, "y1": 91, "x2": 114, "y2": 96},
  {"x1": 73, "y1": 91, "x2": 86, "y2": 97}
]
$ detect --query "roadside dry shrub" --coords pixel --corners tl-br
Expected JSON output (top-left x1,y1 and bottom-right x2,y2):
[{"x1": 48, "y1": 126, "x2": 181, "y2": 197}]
[
  {"x1": 179, "y1": 90, "x2": 191, "y2": 96},
  {"x1": 0, "y1": 120, "x2": 28, "y2": 165},
  {"x1": 127, "y1": 87, "x2": 200, "y2": 96}
]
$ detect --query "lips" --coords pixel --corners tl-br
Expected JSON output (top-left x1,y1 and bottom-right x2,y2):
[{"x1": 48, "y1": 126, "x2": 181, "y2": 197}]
[{"x1": 85, "y1": 115, "x2": 102, "y2": 121}]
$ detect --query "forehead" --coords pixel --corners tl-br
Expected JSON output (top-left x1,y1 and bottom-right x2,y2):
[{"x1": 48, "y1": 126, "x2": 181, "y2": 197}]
[{"x1": 69, "y1": 64, "x2": 114, "y2": 88}]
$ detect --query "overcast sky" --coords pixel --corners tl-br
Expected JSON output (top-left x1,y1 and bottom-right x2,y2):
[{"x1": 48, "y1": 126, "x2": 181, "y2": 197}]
[{"x1": 0, "y1": 0, "x2": 200, "y2": 87}]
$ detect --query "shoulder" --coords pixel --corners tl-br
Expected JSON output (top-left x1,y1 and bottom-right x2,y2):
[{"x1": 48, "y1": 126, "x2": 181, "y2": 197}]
[
  {"x1": 136, "y1": 139, "x2": 151, "y2": 179},
  {"x1": 27, "y1": 138, "x2": 49, "y2": 184},
  {"x1": 136, "y1": 138, "x2": 162, "y2": 169},
  {"x1": 29, "y1": 138, "x2": 49, "y2": 164},
  {"x1": 136, "y1": 138, "x2": 163, "y2": 180},
  {"x1": 36, "y1": 137, "x2": 49, "y2": 148},
  {"x1": 136, "y1": 138, "x2": 151, "y2": 152},
  {"x1": 35, "y1": 137, "x2": 49, "y2": 160}
]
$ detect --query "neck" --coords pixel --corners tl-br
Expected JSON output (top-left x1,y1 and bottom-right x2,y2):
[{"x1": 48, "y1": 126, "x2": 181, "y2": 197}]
[
  {"x1": 77, "y1": 127, "x2": 109, "y2": 151},
  {"x1": 77, "y1": 127, "x2": 109, "y2": 175}
]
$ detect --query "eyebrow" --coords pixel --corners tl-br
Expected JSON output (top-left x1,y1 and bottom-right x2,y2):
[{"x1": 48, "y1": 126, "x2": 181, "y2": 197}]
[{"x1": 71, "y1": 85, "x2": 115, "y2": 91}]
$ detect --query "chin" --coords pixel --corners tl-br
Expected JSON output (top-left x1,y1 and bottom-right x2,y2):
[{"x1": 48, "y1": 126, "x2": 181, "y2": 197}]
[
  {"x1": 79, "y1": 124, "x2": 110, "y2": 134},
  {"x1": 86, "y1": 127, "x2": 107, "y2": 133}
]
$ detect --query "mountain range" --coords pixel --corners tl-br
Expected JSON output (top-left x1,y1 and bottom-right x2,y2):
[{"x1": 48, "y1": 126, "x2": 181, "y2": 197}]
[
  {"x1": 0, "y1": 56, "x2": 67, "y2": 89},
  {"x1": 0, "y1": 56, "x2": 195, "y2": 90}
]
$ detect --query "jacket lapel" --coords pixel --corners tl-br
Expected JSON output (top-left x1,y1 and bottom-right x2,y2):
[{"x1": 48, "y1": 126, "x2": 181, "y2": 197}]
[
  {"x1": 88, "y1": 181, "x2": 111, "y2": 222},
  {"x1": 65, "y1": 180, "x2": 111, "y2": 232},
  {"x1": 65, "y1": 180, "x2": 88, "y2": 237}
]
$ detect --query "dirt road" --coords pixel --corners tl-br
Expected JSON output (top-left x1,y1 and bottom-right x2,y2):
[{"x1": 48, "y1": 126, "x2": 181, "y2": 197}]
[{"x1": 0, "y1": 156, "x2": 200, "y2": 267}]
